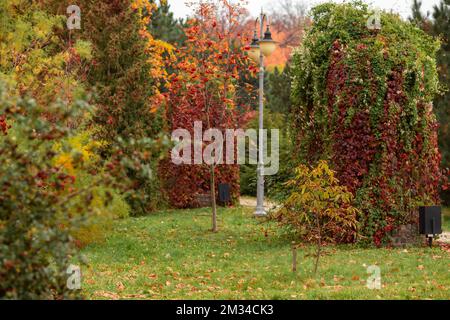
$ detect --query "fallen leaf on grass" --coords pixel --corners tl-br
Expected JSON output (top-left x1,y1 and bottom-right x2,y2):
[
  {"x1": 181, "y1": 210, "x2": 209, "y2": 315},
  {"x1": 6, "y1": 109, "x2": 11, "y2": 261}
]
[
  {"x1": 176, "y1": 283, "x2": 186, "y2": 289},
  {"x1": 437, "y1": 243, "x2": 450, "y2": 252},
  {"x1": 303, "y1": 279, "x2": 317, "y2": 289},
  {"x1": 333, "y1": 275, "x2": 344, "y2": 282},
  {"x1": 116, "y1": 282, "x2": 125, "y2": 291},
  {"x1": 124, "y1": 294, "x2": 147, "y2": 299}
]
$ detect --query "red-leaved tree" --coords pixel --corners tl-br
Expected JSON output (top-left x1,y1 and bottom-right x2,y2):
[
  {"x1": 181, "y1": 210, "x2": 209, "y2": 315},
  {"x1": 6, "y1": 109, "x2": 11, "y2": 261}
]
[{"x1": 159, "y1": 0, "x2": 255, "y2": 231}]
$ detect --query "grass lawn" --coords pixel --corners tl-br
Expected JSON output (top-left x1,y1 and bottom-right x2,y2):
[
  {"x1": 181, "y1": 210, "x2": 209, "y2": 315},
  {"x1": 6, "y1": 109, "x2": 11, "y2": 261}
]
[{"x1": 80, "y1": 207, "x2": 449, "y2": 300}]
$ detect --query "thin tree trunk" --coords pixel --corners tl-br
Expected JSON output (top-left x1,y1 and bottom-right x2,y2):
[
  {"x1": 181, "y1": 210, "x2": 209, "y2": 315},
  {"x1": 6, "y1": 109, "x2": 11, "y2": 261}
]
[
  {"x1": 210, "y1": 163, "x2": 217, "y2": 232},
  {"x1": 205, "y1": 108, "x2": 217, "y2": 233},
  {"x1": 292, "y1": 246, "x2": 297, "y2": 272}
]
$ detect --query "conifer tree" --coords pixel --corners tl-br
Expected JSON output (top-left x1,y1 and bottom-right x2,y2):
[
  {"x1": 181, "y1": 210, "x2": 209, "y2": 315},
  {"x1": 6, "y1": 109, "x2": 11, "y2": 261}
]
[
  {"x1": 148, "y1": 0, "x2": 186, "y2": 46},
  {"x1": 266, "y1": 64, "x2": 292, "y2": 115},
  {"x1": 42, "y1": 0, "x2": 168, "y2": 214}
]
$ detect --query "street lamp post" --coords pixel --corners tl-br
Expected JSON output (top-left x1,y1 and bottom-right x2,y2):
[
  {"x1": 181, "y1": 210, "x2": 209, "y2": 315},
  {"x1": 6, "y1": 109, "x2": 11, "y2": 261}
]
[{"x1": 247, "y1": 9, "x2": 277, "y2": 217}]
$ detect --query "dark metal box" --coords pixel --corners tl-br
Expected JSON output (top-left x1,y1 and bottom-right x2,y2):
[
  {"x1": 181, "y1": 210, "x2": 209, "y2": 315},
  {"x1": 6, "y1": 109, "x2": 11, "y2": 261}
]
[
  {"x1": 419, "y1": 206, "x2": 442, "y2": 235},
  {"x1": 218, "y1": 183, "x2": 231, "y2": 205}
]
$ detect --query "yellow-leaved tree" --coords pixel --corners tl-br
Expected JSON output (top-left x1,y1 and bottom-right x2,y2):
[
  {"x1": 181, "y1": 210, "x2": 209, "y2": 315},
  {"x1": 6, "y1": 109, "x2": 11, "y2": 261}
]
[{"x1": 274, "y1": 160, "x2": 359, "y2": 273}]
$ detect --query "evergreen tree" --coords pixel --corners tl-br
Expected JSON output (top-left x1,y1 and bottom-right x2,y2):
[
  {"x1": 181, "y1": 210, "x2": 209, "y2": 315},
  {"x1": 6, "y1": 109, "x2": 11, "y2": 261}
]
[
  {"x1": 266, "y1": 64, "x2": 292, "y2": 115},
  {"x1": 240, "y1": 64, "x2": 295, "y2": 198},
  {"x1": 43, "y1": 0, "x2": 166, "y2": 214},
  {"x1": 411, "y1": 0, "x2": 430, "y2": 30},
  {"x1": 148, "y1": 0, "x2": 185, "y2": 46}
]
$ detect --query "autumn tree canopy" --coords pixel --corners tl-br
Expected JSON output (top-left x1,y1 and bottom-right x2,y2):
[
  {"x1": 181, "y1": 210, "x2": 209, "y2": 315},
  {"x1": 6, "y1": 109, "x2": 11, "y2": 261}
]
[{"x1": 159, "y1": 0, "x2": 254, "y2": 210}]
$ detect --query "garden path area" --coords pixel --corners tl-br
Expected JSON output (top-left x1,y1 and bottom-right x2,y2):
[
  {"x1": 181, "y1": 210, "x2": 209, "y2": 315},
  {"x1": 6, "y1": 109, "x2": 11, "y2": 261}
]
[
  {"x1": 239, "y1": 196, "x2": 279, "y2": 211},
  {"x1": 439, "y1": 232, "x2": 450, "y2": 244}
]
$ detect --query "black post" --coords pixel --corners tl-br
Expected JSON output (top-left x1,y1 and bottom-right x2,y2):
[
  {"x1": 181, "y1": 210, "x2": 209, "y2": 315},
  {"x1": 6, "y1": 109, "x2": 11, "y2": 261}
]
[{"x1": 429, "y1": 217, "x2": 435, "y2": 248}]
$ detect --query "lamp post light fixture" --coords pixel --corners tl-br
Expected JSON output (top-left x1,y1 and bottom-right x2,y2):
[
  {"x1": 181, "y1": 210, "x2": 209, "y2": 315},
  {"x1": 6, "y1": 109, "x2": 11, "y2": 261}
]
[{"x1": 247, "y1": 9, "x2": 277, "y2": 217}]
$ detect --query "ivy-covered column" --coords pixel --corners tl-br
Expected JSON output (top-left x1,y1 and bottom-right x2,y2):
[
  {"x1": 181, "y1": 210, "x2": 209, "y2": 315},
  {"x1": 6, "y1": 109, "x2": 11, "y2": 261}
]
[{"x1": 291, "y1": 2, "x2": 443, "y2": 245}]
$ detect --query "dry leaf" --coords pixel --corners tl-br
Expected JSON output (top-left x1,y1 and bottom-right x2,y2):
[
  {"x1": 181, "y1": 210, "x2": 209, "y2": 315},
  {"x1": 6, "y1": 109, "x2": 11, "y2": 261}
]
[
  {"x1": 116, "y1": 281, "x2": 125, "y2": 291},
  {"x1": 176, "y1": 283, "x2": 185, "y2": 289},
  {"x1": 95, "y1": 290, "x2": 120, "y2": 300}
]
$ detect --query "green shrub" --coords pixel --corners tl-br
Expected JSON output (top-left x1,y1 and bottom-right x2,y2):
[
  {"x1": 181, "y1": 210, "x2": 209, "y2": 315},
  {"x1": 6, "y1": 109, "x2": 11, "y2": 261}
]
[
  {"x1": 273, "y1": 160, "x2": 359, "y2": 244},
  {"x1": 0, "y1": 82, "x2": 89, "y2": 299},
  {"x1": 53, "y1": 130, "x2": 130, "y2": 246},
  {"x1": 0, "y1": 80, "x2": 147, "y2": 298},
  {"x1": 273, "y1": 160, "x2": 359, "y2": 272},
  {"x1": 0, "y1": 1, "x2": 165, "y2": 298},
  {"x1": 69, "y1": 174, "x2": 130, "y2": 247},
  {"x1": 240, "y1": 164, "x2": 257, "y2": 197}
]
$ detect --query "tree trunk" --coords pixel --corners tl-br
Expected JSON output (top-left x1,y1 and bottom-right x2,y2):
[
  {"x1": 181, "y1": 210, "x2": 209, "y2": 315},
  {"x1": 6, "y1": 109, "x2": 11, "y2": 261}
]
[
  {"x1": 210, "y1": 163, "x2": 217, "y2": 232},
  {"x1": 292, "y1": 246, "x2": 298, "y2": 272},
  {"x1": 205, "y1": 107, "x2": 217, "y2": 233}
]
